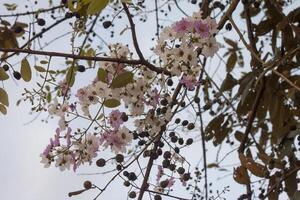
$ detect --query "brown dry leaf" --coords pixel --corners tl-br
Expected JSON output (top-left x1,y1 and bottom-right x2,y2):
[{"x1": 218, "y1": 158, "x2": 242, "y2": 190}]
[{"x1": 233, "y1": 166, "x2": 250, "y2": 185}]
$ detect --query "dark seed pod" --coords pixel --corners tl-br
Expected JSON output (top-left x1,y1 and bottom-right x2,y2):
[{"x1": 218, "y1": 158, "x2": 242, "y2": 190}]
[
  {"x1": 187, "y1": 123, "x2": 195, "y2": 130},
  {"x1": 121, "y1": 112, "x2": 128, "y2": 122},
  {"x1": 77, "y1": 65, "x2": 86, "y2": 72},
  {"x1": 124, "y1": 180, "x2": 130, "y2": 187},
  {"x1": 13, "y1": 71, "x2": 21, "y2": 80},
  {"x1": 186, "y1": 138, "x2": 193, "y2": 145},
  {"x1": 154, "y1": 194, "x2": 162, "y2": 200},
  {"x1": 128, "y1": 172, "x2": 137, "y2": 181},
  {"x1": 163, "y1": 151, "x2": 171, "y2": 159},
  {"x1": 177, "y1": 167, "x2": 185, "y2": 174},
  {"x1": 83, "y1": 180, "x2": 92, "y2": 189},
  {"x1": 37, "y1": 18, "x2": 46, "y2": 26},
  {"x1": 160, "y1": 180, "x2": 169, "y2": 188},
  {"x1": 162, "y1": 159, "x2": 170, "y2": 168},
  {"x1": 225, "y1": 23, "x2": 232, "y2": 31},
  {"x1": 167, "y1": 78, "x2": 173, "y2": 86},
  {"x1": 115, "y1": 154, "x2": 124, "y2": 163},
  {"x1": 128, "y1": 191, "x2": 136, "y2": 199},
  {"x1": 2, "y1": 64, "x2": 9, "y2": 71},
  {"x1": 103, "y1": 21, "x2": 112, "y2": 29},
  {"x1": 182, "y1": 120, "x2": 188, "y2": 126},
  {"x1": 96, "y1": 158, "x2": 106, "y2": 167},
  {"x1": 14, "y1": 26, "x2": 23, "y2": 33}
]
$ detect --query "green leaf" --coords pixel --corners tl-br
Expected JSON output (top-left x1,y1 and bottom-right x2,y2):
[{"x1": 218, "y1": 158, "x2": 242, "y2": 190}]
[
  {"x1": 34, "y1": 65, "x2": 47, "y2": 72},
  {"x1": 207, "y1": 163, "x2": 219, "y2": 168},
  {"x1": 121, "y1": 0, "x2": 132, "y2": 3},
  {"x1": 40, "y1": 60, "x2": 49, "y2": 64},
  {"x1": 0, "y1": 68, "x2": 9, "y2": 80},
  {"x1": 103, "y1": 98, "x2": 120, "y2": 108},
  {"x1": 111, "y1": 72, "x2": 134, "y2": 89},
  {"x1": 87, "y1": 0, "x2": 109, "y2": 15},
  {"x1": 0, "y1": 88, "x2": 9, "y2": 106},
  {"x1": 66, "y1": 67, "x2": 76, "y2": 87},
  {"x1": 46, "y1": 92, "x2": 52, "y2": 103},
  {"x1": 21, "y1": 58, "x2": 32, "y2": 82},
  {"x1": 3, "y1": 3, "x2": 17, "y2": 11},
  {"x1": 97, "y1": 68, "x2": 107, "y2": 83},
  {"x1": 0, "y1": 104, "x2": 7, "y2": 115}
]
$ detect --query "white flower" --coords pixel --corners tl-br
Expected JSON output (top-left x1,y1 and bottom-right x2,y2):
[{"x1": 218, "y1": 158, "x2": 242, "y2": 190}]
[
  {"x1": 48, "y1": 98, "x2": 69, "y2": 117},
  {"x1": 40, "y1": 153, "x2": 52, "y2": 168},
  {"x1": 202, "y1": 37, "x2": 219, "y2": 57},
  {"x1": 84, "y1": 133, "x2": 100, "y2": 156},
  {"x1": 55, "y1": 154, "x2": 72, "y2": 171},
  {"x1": 130, "y1": 100, "x2": 145, "y2": 116},
  {"x1": 117, "y1": 126, "x2": 132, "y2": 144},
  {"x1": 58, "y1": 116, "x2": 67, "y2": 131}
]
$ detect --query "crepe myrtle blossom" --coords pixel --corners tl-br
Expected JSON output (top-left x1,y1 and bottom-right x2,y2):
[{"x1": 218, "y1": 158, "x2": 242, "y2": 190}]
[
  {"x1": 58, "y1": 80, "x2": 69, "y2": 97},
  {"x1": 147, "y1": 88, "x2": 160, "y2": 107},
  {"x1": 173, "y1": 18, "x2": 192, "y2": 34},
  {"x1": 40, "y1": 153, "x2": 53, "y2": 168},
  {"x1": 109, "y1": 110, "x2": 124, "y2": 129},
  {"x1": 55, "y1": 153, "x2": 73, "y2": 171},
  {"x1": 48, "y1": 99, "x2": 69, "y2": 130},
  {"x1": 194, "y1": 20, "x2": 210, "y2": 38},
  {"x1": 154, "y1": 10, "x2": 219, "y2": 77},
  {"x1": 180, "y1": 75, "x2": 200, "y2": 90},
  {"x1": 100, "y1": 126, "x2": 132, "y2": 153},
  {"x1": 76, "y1": 133, "x2": 100, "y2": 162},
  {"x1": 156, "y1": 165, "x2": 164, "y2": 183},
  {"x1": 201, "y1": 37, "x2": 220, "y2": 58},
  {"x1": 42, "y1": 128, "x2": 62, "y2": 157},
  {"x1": 167, "y1": 177, "x2": 176, "y2": 188}
]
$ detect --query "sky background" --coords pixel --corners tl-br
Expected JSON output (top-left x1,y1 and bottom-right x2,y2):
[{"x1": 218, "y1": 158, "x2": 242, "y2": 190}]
[{"x1": 1, "y1": 0, "x2": 299, "y2": 200}]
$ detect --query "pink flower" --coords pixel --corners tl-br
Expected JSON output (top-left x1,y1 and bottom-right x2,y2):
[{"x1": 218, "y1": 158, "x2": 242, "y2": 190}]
[
  {"x1": 42, "y1": 143, "x2": 52, "y2": 156},
  {"x1": 156, "y1": 165, "x2": 164, "y2": 183},
  {"x1": 194, "y1": 20, "x2": 210, "y2": 38},
  {"x1": 58, "y1": 80, "x2": 69, "y2": 96},
  {"x1": 100, "y1": 130, "x2": 125, "y2": 152},
  {"x1": 173, "y1": 18, "x2": 192, "y2": 34},
  {"x1": 180, "y1": 75, "x2": 200, "y2": 90},
  {"x1": 69, "y1": 103, "x2": 76, "y2": 112},
  {"x1": 66, "y1": 127, "x2": 72, "y2": 147},
  {"x1": 70, "y1": 151, "x2": 77, "y2": 172},
  {"x1": 100, "y1": 127, "x2": 131, "y2": 153},
  {"x1": 180, "y1": 174, "x2": 187, "y2": 186},
  {"x1": 76, "y1": 88, "x2": 86, "y2": 101},
  {"x1": 109, "y1": 110, "x2": 124, "y2": 130},
  {"x1": 167, "y1": 177, "x2": 175, "y2": 188},
  {"x1": 107, "y1": 65, "x2": 126, "y2": 83},
  {"x1": 53, "y1": 128, "x2": 61, "y2": 147},
  {"x1": 148, "y1": 88, "x2": 160, "y2": 107}
]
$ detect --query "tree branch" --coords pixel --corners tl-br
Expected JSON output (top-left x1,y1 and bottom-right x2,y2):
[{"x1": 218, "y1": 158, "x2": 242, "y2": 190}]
[
  {"x1": 217, "y1": 0, "x2": 240, "y2": 30},
  {"x1": 0, "y1": 48, "x2": 168, "y2": 74}
]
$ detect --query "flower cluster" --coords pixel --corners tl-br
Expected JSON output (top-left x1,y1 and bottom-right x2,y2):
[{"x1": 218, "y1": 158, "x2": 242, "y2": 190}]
[
  {"x1": 154, "y1": 11, "x2": 219, "y2": 83},
  {"x1": 41, "y1": 127, "x2": 101, "y2": 171},
  {"x1": 41, "y1": 13, "x2": 213, "y2": 196}
]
